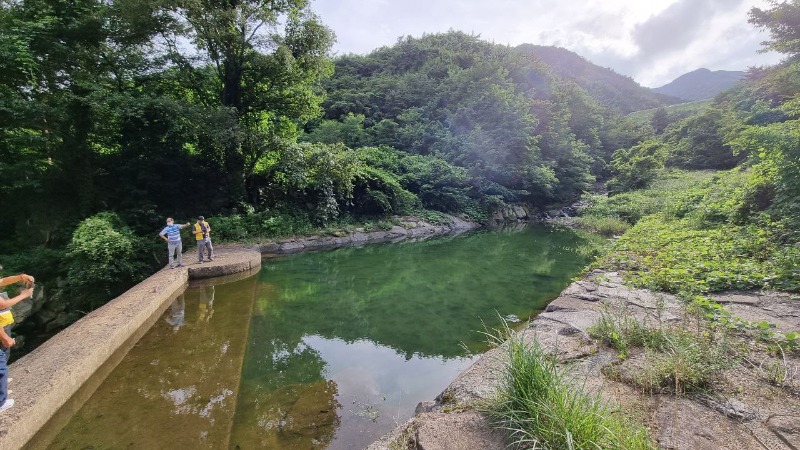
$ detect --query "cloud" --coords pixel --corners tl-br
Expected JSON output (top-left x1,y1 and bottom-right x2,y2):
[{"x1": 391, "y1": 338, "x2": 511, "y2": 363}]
[
  {"x1": 632, "y1": 0, "x2": 744, "y2": 59},
  {"x1": 311, "y1": 0, "x2": 783, "y2": 87}
]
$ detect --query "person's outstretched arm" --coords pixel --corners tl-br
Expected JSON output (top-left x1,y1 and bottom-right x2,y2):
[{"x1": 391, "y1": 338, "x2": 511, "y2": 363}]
[
  {"x1": 0, "y1": 288, "x2": 33, "y2": 311},
  {"x1": 0, "y1": 274, "x2": 33, "y2": 288}
]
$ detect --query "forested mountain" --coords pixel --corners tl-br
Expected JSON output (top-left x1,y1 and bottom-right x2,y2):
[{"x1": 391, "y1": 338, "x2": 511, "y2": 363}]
[
  {"x1": 308, "y1": 32, "x2": 658, "y2": 208},
  {"x1": 653, "y1": 68, "x2": 746, "y2": 101},
  {"x1": 515, "y1": 44, "x2": 680, "y2": 113}
]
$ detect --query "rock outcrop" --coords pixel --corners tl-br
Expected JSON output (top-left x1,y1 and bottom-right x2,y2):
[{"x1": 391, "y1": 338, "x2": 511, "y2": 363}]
[{"x1": 368, "y1": 272, "x2": 800, "y2": 450}]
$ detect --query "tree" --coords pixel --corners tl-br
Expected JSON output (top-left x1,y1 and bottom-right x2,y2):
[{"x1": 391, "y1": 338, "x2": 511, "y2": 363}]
[
  {"x1": 749, "y1": 0, "x2": 800, "y2": 58},
  {"x1": 608, "y1": 140, "x2": 668, "y2": 193},
  {"x1": 651, "y1": 107, "x2": 670, "y2": 134},
  {"x1": 165, "y1": 0, "x2": 335, "y2": 204},
  {"x1": 664, "y1": 108, "x2": 745, "y2": 170}
]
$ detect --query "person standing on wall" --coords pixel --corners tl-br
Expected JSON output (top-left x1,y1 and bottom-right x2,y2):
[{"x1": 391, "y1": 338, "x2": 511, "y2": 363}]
[
  {"x1": 0, "y1": 269, "x2": 35, "y2": 413},
  {"x1": 193, "y1": 216, "x2": 214, "y2": 263},
  {"x1": 159, "y1": 217, "x2": 191, "y2": 269}
]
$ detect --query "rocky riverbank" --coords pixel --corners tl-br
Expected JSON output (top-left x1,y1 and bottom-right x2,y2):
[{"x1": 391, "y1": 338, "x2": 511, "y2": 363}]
[
  {"x1": 368, "y1": 271, "x2": 800, "y2": 450},
  {"x1": 255, "y1": 214, "x2": 479, "y2": 254}
]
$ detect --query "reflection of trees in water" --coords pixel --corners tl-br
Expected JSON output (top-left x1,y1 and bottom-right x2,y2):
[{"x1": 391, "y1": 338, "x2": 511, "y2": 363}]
[
  {"x1": 230, "y1": 379, "x2": 340, "y2": 449},
  {"x1": 234, "y1": 304, "x2": 340, "y2": 449},
  {"x1": 48, "y1": 278, "x2": 259, "y2": 449},
  {"x1": 254, "y1": 226, "x2": 595, "y2": 358},
  {"x1": 229, "y1": 227, "x2": 595, "y2": 449}
]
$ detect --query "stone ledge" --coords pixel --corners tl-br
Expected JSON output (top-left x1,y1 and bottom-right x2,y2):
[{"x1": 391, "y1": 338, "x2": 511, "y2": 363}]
[{"x1": 368, "y1": 273, "x2": 800, "y2": 450}]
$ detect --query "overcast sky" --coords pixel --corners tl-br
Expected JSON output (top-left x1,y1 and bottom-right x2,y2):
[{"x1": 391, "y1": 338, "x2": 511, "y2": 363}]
[{"x1": 310, "y1": 0, "x2": 784, "y2": 87}]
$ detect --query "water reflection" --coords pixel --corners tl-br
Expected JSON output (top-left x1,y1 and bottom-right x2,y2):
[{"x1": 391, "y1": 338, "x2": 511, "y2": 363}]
[
  {"x1": 48, "y1": 277, "x2": 259, "y2": 449},
  {"x1": 198, "y1": 286, "x2": 215, "y2": 322},
  {"x1": 47, "y1": 226, "x2": 600, "y2": 449},
  {"x1": 165, "y1": 294, "x2": 185, "y2": 331}
]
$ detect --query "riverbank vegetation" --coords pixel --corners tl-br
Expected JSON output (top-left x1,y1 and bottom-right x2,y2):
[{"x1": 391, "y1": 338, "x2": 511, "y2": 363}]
[
  {"x1": 486, "y1": 3, "x2": 800, "y2": 447},
  {"x1": 487, "y1": 326, "x2": 656, "y2": 450}
]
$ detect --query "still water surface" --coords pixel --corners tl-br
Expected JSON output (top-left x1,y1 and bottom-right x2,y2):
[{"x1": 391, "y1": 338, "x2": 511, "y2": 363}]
[{"x1": 48, "y1": 226, "x2": 598, "y2": 449}]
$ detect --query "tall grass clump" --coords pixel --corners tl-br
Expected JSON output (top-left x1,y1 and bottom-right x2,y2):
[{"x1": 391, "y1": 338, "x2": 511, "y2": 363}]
[
  {"x1": 588, "y1": 314, "x2": 667, "y2": 359},
  {"x1": 485, "y1": 330, "x2": 656, "y2": 450},
  {"x1": 572, "y1": 215, "x2": 631, "y2": 237}
]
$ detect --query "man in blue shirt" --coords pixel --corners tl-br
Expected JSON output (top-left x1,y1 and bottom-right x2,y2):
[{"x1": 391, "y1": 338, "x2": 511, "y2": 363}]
[{"x1": 159, "y1": 217, "x2": 191, "y2": 269}]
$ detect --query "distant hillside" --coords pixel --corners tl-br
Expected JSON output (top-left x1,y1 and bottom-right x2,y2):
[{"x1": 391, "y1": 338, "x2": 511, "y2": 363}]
[
  {"x1": 516, "y1": 44, "x2": 680, "y2": 114},
  {"x1": 627, "y1": 99, "x2": 713, "y2": 126},
  {"x1": 318, "y1": 31, "x2": 668, "y2": 204},
  {"x1": 653, "y1": 68, "x2": 745, "y2": 101}
]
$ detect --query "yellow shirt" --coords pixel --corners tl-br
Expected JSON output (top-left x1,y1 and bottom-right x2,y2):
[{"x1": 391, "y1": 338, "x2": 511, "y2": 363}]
[
  {"x1": 193, "y1": 221, "x2": 211, "y2": 241},
  {"x1": 0, "y1": 292, "x2": 12, "y2": 327},
  {"x1": 0, "y1": 310, "x2": 13, "y2": 327}
]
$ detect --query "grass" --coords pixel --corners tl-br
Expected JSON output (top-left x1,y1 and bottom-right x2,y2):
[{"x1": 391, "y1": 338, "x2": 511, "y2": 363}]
[
  {"x1": 484, "y1": 328, "x2": 656, "y2": 450},
  {"x1": 633, "y1": 331, "x2": 733, "y2": 395},
  {"x1": 572, "y1": 215, "x2": 631, "y2": 236},
  {"x1": 588, "y1": 314, "x2": 667, "y2": 359},
  {"x1": 589, "y1": 313, "x2": 735, "y2": 395}
]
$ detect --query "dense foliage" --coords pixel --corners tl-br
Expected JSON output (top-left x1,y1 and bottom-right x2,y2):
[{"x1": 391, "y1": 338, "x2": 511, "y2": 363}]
[
  {"x1": 3, "y1": 0, "x2": 800, "y2": 352},
  {"x1": 309, "y1": 32, "x2": 660, "y2": 205},
  {"x1": 578, "y1": 0, "x2": 800, "y2": 296},
  {"x1": 1, "y1": 11, "x2": 659, "y2": 330}
]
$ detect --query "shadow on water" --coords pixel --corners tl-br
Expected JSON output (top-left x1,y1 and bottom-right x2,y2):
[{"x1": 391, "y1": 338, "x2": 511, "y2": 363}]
[{"x1": 46, "y1": 224, "x2": 601, "y2": 449}]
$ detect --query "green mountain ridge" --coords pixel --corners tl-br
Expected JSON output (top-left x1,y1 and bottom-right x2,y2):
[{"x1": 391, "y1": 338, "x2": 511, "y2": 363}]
[
  {"x1": 652, "y1": 68, "x2": 746, "y2": 101},
  {"x1": 515, "y1": 44, "x2": 682, "y2": 113}
]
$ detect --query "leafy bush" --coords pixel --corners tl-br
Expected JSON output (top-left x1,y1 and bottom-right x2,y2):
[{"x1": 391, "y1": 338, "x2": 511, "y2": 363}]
[
  {"x1": 351, "y1": 165, "x2": 419, "y2": 215},
  {"x1": 209, "y1": 210, "x2": 315, "y2": 242},
  {"x1": 608, "y1": 140, "x2": 668, "y2": 194},
  {"x1": 63, "y1": 212, "x2": 150, "y2": 310}
]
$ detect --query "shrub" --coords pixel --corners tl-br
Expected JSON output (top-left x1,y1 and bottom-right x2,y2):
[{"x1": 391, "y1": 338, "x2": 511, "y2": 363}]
[
  {"x1": 209, "y1": 210, "x2": 315, "y2": 242},
  {"x1": 608, "y1": 140, "x2": 668, "y2": 194},
  {"x1": 63, "y1": 212, "x2": 149, "y2": 310},
  {"x1": 572, "y1": 215, "x2": 631, "y2": 236}
]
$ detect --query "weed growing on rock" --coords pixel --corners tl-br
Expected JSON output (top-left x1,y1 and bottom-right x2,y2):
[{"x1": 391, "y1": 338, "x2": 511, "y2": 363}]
[
  {"x1": 633, "y1": 330, "x2": 734, "y2": 395},
  {"x1": 590, "y1": 313, "x2": 736, "y2": 395},
  {"x1": 485, "y1": 327, "x2": 656, "y2": 450}
]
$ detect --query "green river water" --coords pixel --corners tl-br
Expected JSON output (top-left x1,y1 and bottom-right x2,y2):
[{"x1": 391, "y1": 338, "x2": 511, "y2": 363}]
[{"x1": 45, "y1": 225, "x2": 599, "y2": 450}]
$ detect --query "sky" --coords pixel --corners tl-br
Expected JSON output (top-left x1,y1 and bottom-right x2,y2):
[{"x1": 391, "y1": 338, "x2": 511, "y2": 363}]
[{"x1": 310, "y1": 0, "x2": 784, "y2": 88}]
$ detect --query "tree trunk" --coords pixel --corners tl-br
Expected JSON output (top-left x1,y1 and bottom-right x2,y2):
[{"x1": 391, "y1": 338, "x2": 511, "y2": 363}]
[{"x1": 221, "y1": 57, "x2": 246, "y2": 203}]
